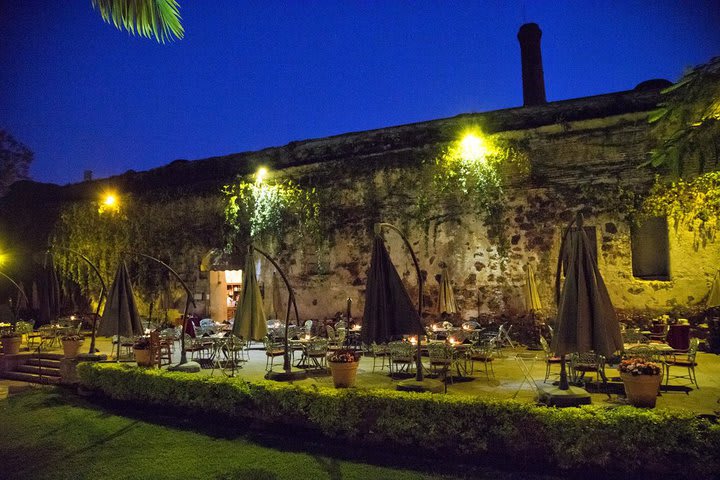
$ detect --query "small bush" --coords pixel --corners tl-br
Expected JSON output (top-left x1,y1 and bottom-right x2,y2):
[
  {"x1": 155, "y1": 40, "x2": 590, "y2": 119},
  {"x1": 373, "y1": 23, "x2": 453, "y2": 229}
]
[{"x1": 77, "y1": 362, "x2": 720, "y2": 477}]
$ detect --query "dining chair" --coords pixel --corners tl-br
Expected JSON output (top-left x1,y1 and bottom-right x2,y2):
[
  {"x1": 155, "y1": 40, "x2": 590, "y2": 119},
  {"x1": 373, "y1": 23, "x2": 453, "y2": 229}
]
[
  {"x1": 305, "y1": 338, "x2": 329, "y2": 371},
  {"x1": 264, "y1": 336, "x2": 286, "y2": 372},
  {"x1": 388, "y1": 341, "x2": 415, "y2": 377},
  {"x1": 570, "y1": 352, "x2": 607, "y2": 384},
  {"x1": 427, "y1": 342, "x2": 454, "y2": 383},
  {"x1": 539, "y1": 336, "x2": 562, "y2": 383},
  {"x1": 370, "y1": 342, "x2": 389, "y2": 372},
  {"x1": 469, "y1": 338, "x2": 496, "y2": 379},
  {"x1": 664, "y1": 338, "x2": 700, "y2": 389}
]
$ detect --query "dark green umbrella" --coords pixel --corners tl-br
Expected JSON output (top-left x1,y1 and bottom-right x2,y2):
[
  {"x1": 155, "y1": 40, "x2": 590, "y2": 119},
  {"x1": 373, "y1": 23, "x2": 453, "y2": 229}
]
[
  {"x1": 361, "y1": 236, "x2": 423, "y2": 345},
  {"x1": 98, "y1": 261, "x2": 143, "y2": 358},
  {"x1": 37, "y1": 255, "x2": 61, "y2": 326},
  {"x1": 232, "y1": 252, "x2": 268, "y2": 341},
  {"x1": 552, "y1": 214, "x2": 623, "y2": 390}
]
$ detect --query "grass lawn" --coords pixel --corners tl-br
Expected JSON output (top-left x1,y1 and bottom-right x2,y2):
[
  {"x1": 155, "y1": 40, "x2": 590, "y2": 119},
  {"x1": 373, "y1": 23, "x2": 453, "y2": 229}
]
[{"x1": 0, "y1": 388, "x2": 564, "y2": 480}]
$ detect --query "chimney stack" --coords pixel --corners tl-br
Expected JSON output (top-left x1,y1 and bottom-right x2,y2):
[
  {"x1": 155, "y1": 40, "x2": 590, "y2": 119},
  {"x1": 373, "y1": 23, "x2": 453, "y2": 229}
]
[{"x1": 517, "y1": 23, "x2": 546, "y2": 106}]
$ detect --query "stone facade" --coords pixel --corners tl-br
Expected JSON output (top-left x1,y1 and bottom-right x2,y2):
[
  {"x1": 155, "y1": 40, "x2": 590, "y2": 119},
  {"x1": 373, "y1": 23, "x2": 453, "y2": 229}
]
[{"x1": 1, "y1": 87, "x2": 717, "y2": 324}]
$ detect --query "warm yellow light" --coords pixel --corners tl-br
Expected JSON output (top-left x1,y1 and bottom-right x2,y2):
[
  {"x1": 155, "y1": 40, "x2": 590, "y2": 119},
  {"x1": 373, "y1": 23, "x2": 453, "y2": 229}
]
[
  {"x1": 459, "y1": 133, "x2": 489, "y2": 162},
  {"x1": 256, "y1": 167, "x2": 268, "y2": 183},
  {"x1": 104, "y1": 194, "x2": 117, "y2": 207}
]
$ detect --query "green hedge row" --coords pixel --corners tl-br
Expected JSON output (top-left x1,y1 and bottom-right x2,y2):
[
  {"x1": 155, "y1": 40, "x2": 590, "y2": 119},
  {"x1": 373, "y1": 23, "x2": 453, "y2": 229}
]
[{"x1": 77, "y1": 363, "x2": 720, "y2": 477}]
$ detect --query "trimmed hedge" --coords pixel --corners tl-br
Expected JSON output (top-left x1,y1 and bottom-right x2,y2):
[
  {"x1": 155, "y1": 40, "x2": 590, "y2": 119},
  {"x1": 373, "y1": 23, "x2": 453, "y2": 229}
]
[{"x1": 77, "y1": 363, "x2": 720, "y2": 477}]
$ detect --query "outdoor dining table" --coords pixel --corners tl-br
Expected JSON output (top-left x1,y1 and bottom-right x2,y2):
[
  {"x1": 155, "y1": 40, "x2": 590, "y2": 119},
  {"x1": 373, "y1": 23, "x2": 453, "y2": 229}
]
[{"x1": 289, "y1": 337, "x2": 319, "y2": 369}]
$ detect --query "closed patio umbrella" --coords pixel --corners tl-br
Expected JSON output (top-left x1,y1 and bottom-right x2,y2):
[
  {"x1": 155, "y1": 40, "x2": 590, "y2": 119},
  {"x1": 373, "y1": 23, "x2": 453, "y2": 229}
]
[
  {"x1": 361, "y1": 237, "x2": 424, "y2": 346},
  {"x1": 38, "y1": 256, "x2": 61, "y2": 326},
  {"x1": 232, "y1": 251, "x2": 268, "y2": 341},
  {"x1": 524, "y1": 264, "x2": 542, "y2": 313},
  {"x1": 706, "y1": 269, "x2": 720, "y2": 308},
  {"x1": 98, "y1": 261, "x2": 144, "y2": 359},
  {"x1": 551, "y1": 214, "x2": 623, "y2": 397},
  {"x1": 437, "y1": 267, "x2": 458, "y2": 315}
]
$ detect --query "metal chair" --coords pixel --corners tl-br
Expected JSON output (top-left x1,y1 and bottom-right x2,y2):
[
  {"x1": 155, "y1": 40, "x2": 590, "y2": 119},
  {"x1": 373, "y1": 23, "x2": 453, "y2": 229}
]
[
  {"x1": 570, "y1": 352, "x2": 607, "y2": 384},
  {"x1": 370, "y1": 342, "x2": 389, "y2": 372},
  {"x1": 305, "y1": 338, "x2": 328, "y2": 371},
  {"x1": 427, "y1": 342, "x2": 454, "y2": 383},
  {"x1": 539, "y1": 336, "x2": 562, "y2": 383},
  {"x1": 388, "y1": 340, "x2": 415, "y2": 377},
  {"x1": 664, "y1": 338, "x2": 700, "y2": 389},
  {"x1": 264, "y1": 336, "x2": 285, "y2": 372},
  {"x1": 468, "y1": 338, "x2": 496, "y2": 379}
]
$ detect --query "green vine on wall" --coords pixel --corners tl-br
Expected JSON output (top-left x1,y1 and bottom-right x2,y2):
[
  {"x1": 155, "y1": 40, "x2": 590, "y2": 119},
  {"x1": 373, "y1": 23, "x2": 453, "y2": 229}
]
[
  {"x1": 412, "y1": 129, "x2": 529, "y2": 258},
  {"x1": 223, "y1": 176, "x2": 326, "y2": 257},
  {"x1": 642, "y1": 171, "x2": 720, "y2": 245}
]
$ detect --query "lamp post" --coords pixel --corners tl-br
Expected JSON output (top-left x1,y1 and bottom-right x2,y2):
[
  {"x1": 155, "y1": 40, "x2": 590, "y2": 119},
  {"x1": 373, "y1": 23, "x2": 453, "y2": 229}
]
[{"x1": 374, "y1": 222, "x2": 443, "y2": 393}]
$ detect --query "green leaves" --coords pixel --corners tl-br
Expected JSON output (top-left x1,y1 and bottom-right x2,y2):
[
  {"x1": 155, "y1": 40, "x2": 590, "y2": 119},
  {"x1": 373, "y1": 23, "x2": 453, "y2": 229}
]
[{"x1": 91, "y1": 0, "x2": 184, "y2": 43}]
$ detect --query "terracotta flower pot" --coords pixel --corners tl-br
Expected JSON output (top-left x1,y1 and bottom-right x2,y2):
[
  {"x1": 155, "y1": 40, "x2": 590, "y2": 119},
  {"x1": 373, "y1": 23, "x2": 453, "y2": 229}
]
[
  {"x1": 329, "y1": 361, "x2": 359, "y2": 388},
  {"x1": 621, "y1": 372, "x2": 662, "y2": 408},
  {"x1": 62, "y1": 339, "x2": 83, "y2": 358},
  {"x1": 1, "y1": 336, "x2": 22, "y2": 355},
  {"x1": 134, "y1": 348, "x2": 153, "y2": 367}
]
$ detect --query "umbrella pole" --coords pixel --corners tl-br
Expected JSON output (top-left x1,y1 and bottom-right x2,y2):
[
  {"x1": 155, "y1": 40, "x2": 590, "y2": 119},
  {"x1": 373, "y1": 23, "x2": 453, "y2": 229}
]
[
  {"x1": 558, "y1": 356, "x2": 569, "y2": 390},
  {"x1": 87, "y1": 286, "x2": 105, "y2": 354}
]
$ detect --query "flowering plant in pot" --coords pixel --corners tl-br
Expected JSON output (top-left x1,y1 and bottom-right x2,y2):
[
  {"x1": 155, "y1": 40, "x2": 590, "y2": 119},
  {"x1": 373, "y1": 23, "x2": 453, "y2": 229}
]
[
  {"x1": 328, "y1": 349, "x2": 360, "y2": 388},
  {"x1": 61, "y1": 333, "x2": 84, "y2": 358},
  {"x1": 618, "y1": 357, "x2": 663, "y2": 408}
]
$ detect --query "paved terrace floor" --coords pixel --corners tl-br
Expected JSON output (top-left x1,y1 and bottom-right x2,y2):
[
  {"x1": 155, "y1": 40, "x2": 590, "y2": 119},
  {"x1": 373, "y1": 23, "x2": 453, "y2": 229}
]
[{"x1": 11, "y1": 336, "x2": 720, "y2": 415}]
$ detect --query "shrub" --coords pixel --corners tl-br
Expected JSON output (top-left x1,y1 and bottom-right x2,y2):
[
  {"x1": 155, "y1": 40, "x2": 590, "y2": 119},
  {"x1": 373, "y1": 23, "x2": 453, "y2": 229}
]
[{"x1": 76, "y1": 362, "x2": 720, "y2": 478}]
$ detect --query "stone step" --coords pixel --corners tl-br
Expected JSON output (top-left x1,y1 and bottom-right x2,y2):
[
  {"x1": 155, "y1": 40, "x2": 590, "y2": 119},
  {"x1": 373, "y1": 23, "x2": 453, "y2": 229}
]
[
  {"x1": 25, "y1": 357, "x2": 62, "y2": 368},
  {"x1": 15, "y1": 364, "x2": 61, "y2": 376},
  {"x1": 2, "y1": 371, "x2": 61, "y2": 385}
]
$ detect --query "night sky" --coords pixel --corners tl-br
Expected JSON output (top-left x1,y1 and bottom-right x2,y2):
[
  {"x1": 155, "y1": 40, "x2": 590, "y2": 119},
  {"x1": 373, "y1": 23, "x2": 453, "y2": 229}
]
[{"x1": 1, "y1": 1, "x2": 719, "y2": 186}]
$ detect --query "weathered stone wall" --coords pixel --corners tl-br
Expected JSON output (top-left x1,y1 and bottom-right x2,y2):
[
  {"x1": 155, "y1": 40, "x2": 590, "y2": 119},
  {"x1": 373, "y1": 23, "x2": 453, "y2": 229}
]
[{"x1": 253, "y1": 110, "x2": 718, "y2": 322}]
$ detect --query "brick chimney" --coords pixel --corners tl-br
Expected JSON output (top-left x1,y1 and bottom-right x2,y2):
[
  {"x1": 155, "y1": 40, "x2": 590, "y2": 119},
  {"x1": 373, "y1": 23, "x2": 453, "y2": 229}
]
[{"x1": 517, "y1": 23, "x2": 546, "y2": 106}]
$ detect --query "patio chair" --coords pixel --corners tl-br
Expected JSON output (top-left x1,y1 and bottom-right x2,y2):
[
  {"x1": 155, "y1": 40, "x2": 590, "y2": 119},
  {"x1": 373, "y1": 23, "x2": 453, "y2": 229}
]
[
  {"x1": 539, "y1": 336, "x2": 562, "y2": 383},
  {"x1": 305, "y1": 338, "x2": 329, "y2": 371},
  {"x1": 15, "y1": 321, "x2": 34, "y2": 348},
  {"x1": 468, "y1": 338, "x2": 496, "y2": 379},
  {"x1": 570, "y1": 352, "x2": 607, "y2": 384},
  {"x1": 150, "y1": 330, "x2": 172, "y2": 367},
  {"x1": 326, "y1": 325, "x2": 340, "y2": 350},
  {"x1": 160, "y1": 328, "x2": 178, "y2": 353},
  {"x1": 184, "y1": 334, "x2": 207, "y2": 360},
  {"x1": 664, "y1": 337, "x2": 700, "y2": 389},
  {"x1": 370, "y1": 342, "x2": 389, "y2": 372},
  {"x1": 388, "y1": 341, "x2": 415, "y2": 377},
  {"x1": 427, "y1": 342, "x2": 454, "y2": 383},
  {"x1": 264, "y1": 336, "x2": 286, "y2": 372}
]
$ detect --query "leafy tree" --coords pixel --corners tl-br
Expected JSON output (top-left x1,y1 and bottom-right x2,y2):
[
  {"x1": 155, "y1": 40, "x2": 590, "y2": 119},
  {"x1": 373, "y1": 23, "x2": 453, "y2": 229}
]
[
  {"x1": 647, "y1": 57, "x2": 720, "y2": 176},
  {"x1": 91, "y1": 0, "x2": 184, "y2": 43},
  {"x1": 0, "y1": 130, "x2": 33, "y2": 197}
]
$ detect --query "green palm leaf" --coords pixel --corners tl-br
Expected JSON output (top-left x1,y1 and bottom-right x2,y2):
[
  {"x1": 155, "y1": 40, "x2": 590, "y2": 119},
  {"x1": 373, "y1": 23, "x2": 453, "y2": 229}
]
[{"x1": 91, "y1": 0, "x2": 184, "y2": 43}]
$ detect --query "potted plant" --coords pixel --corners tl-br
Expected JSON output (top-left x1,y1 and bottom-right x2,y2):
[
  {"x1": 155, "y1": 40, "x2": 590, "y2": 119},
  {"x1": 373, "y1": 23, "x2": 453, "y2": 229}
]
[
  {"x1": 61, "y1": 333, "x2": 84, "y2": 358},
  {"x1": 618, "y1": 357, "x2": 663, "y2": 408},
  {"x1": 327, "y1": 349, "x2": 360, "y2": 388},
  {"x1": 1, "y1": 331, "x2": 22, "y2": 355},
  {"x1": 133, "y1": 337, "x2": 153, "y2": 367}
]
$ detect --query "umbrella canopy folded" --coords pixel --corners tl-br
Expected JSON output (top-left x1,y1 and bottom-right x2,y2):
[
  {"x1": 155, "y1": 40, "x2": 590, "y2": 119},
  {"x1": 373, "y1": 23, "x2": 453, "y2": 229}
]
[
  {"x1": 98, "y1": 261, "x2": 144, "y2": 338},
  {"x1": 437, "y1": 267, "x2": 458, "y2": 315},
  {"x1": 38, "y1": 257, "x2": 61, "y2": 326},
  {"x1": 361, "y1": 237, "x2": 423, "y2": 345},
  {"x1": 524, "y1": 264, "x2": 542, "y2": 312},
  {"x1": 707, "y1": 269, "x2": 720, "y2": 308},
  {"x1": 552, "y1": 215, "x2": 622, "y2": 358},
  {"x1": 232, "y1": 252, "x2": 268, "y2": 341}
]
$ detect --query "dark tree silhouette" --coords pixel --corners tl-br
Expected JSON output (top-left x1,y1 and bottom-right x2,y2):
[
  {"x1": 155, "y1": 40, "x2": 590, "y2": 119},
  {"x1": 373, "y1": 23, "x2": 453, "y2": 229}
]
[{"x1": 0, "y1": 130, "x2": 33, "y2": 197}]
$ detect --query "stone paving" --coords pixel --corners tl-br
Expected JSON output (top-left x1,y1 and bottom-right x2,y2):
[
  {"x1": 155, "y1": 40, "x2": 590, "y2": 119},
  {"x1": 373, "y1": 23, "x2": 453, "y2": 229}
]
[{"x1": 33, "y1": 335, "x2": 716, "y2": 416}]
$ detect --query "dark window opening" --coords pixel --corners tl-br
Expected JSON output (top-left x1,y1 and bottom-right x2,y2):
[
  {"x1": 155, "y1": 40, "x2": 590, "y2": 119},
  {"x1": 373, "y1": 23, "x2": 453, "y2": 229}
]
[{"x1": 631, "y1": 217, "x2": 670, "y2": 280}]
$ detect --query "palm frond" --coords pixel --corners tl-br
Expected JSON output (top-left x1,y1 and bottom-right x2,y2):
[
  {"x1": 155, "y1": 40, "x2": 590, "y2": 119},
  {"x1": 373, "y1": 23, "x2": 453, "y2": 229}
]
[{"x1": 91, "y1": 0, "x2": 184, "y2": 43}]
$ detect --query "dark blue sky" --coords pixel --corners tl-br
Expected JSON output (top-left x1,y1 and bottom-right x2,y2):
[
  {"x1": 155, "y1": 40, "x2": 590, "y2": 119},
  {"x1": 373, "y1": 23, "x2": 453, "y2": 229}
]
[{"x1": 1, "y1": 1, "x2": 719, "y2": 185}]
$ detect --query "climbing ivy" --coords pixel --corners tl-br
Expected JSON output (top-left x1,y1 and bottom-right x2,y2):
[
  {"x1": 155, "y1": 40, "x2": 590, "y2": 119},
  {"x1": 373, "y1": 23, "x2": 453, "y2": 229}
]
[
  {"x1": 411, "y1": 130, "x2": 529, "y2": 258},
  {"x1": 641, "y1": 171, "x2": 720, "y2": 244},
  {"x1": 223, "y1": 176, "x2": 327, "y2": 258}
]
